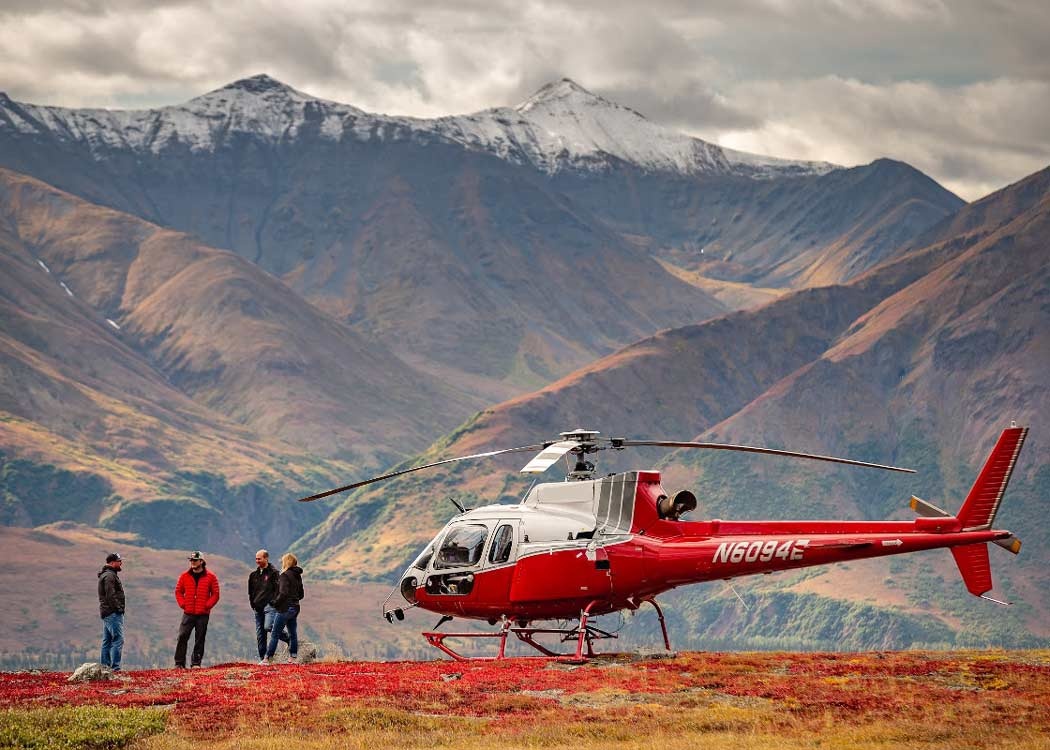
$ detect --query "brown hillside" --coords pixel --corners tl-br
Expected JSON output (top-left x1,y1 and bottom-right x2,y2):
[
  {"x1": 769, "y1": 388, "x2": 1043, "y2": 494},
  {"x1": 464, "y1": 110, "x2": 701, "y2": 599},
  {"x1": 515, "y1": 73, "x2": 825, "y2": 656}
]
[
  {"x1": 0, "y1": 218, "x2": 287, "y2": 495},
  {"x1": 0, "y1": 167, "x2": 475, "y2": 466},
  {"x1": 299, "y1": 172, "x2": 977, "y2": 576},
  {"x1": 1, "y1": 213, "x2": 363, "y2": 552},
  {"x1": 642, "y1": 159, "x2": 962, "y2": 290},
  {"x1": 279, "y1": 158, "x2": 729, "y2": 391},
  {"x1": 711, "y1": 166, "x2": 1050, "y2": 462}
]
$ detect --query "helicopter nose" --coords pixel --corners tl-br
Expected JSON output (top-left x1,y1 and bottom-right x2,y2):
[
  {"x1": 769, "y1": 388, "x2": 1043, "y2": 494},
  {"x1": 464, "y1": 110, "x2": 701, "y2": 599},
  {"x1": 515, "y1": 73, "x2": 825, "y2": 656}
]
[{"x1": 400, "y1": 575, "x2": 419, "y2": 604}]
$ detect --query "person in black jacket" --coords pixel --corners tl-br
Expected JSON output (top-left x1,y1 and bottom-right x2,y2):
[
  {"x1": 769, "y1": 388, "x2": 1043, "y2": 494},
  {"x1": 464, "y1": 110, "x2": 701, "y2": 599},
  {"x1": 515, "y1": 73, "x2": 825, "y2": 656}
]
[
  {"x1": 97, "y1": 552, "x2": 126, "y2": 671},
  {"x1": 263, "y1": 553, "x2": 304, "y2": 664},
  {"x1": 248, "y1": 549, "x2": 280, "y2": 661}
]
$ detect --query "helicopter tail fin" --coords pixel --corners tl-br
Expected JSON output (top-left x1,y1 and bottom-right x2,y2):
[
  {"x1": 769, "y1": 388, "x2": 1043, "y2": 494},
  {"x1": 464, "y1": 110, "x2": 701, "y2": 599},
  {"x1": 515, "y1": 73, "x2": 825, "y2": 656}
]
[
  {"x1": 912, "y1": 426, "x2": 1027, "y2": 604},
  {"x1": 955, "y1": 426, "x2": 1027, "y2": 530},
  {"x1": 945, "y1": 426, "x2": 1029, "y2": 605},
  {"x1": 950, "y1": 543, "x2": 994, "y2": 598},
  {"x1": 949, "y1": 542, "x2": 1014, "y2": 604}
]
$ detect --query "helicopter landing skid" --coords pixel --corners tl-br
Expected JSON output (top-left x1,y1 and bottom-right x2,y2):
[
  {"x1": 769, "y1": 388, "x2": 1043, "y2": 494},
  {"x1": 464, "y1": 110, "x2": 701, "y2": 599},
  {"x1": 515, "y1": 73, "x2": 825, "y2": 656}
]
[
  {"x1": 515, "y1": 623, "x2": 618, "y2": 662},
  {"x1": 422, "y1": 623, "x2": 617, "y2": 662},
  {"x1": 423, "y1": 600, "x2": 667, "y2": 662}
]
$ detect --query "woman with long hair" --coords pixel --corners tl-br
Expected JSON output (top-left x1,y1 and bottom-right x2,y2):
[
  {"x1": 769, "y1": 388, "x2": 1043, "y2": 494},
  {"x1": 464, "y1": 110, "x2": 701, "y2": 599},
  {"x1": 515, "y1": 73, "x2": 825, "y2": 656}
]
[{"x1": 262, "y1": 552, "x2": 304, "y2": 664}]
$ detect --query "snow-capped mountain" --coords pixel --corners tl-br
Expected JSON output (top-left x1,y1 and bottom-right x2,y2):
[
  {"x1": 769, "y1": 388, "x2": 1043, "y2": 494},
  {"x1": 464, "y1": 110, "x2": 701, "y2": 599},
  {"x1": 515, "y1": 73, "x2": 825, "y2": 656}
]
[
  {"x1": 0, "y1": 74, "x2": 836, "y2": 179},
  {"x1": 0, "y1": 75, "x2": 366, "y2": 154},
  {"x1": 429, "y1": 78, "x2": 837, "y2": 177}
]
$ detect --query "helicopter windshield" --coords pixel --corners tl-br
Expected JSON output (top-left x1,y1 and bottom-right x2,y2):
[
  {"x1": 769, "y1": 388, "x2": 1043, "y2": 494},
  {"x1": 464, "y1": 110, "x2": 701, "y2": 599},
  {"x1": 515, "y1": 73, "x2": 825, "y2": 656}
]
[{"x1": 434, "y1": 524, "x2": 488, "y2": 569}]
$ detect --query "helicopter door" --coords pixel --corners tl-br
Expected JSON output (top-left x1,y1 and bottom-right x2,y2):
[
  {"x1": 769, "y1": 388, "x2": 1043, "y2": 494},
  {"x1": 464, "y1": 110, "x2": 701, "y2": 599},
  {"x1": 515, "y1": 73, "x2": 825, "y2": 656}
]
[{"x1": 486, "y1": 522, "x2": 518, "y2": 567}]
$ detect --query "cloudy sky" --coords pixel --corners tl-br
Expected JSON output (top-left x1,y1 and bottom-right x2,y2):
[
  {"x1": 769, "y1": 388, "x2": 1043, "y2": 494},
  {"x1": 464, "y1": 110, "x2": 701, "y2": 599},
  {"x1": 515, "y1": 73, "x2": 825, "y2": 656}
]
[{"x1": 2, "y1": 0, "x2": 1047, "y2": 200}]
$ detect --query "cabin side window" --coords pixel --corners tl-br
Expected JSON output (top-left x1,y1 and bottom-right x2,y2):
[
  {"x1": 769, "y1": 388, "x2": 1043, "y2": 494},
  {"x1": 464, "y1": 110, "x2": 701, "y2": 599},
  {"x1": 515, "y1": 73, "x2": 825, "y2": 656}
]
[
  {"x1": 488, "y1": 524, "x2": 514, "y2": 564},
  {"x1": 434, "y1": 524, "x2": 489, "y2": 569}
]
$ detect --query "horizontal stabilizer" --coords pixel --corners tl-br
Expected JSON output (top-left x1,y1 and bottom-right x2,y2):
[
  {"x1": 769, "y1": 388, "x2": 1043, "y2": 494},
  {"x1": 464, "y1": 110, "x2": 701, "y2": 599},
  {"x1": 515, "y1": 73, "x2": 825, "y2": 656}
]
[
  {"x1": 910, "y1": 495, "x2": 951, "y2": 517},
  {"x1": 993, "y1": 535, "x2": 1022, "y2": 555}
]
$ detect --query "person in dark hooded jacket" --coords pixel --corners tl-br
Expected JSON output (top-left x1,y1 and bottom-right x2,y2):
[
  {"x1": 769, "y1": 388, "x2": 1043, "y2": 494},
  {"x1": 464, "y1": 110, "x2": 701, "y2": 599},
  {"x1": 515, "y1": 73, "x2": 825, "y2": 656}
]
[
  {"x1": 248, "y1": 549, "x2": 279, "y2": 660},
  {"x1": 97, "y1": 552, "x2": 125, "y2": 671},
  {"x1": 263, "y1": 553, "x2": 304, "y2": 664}
]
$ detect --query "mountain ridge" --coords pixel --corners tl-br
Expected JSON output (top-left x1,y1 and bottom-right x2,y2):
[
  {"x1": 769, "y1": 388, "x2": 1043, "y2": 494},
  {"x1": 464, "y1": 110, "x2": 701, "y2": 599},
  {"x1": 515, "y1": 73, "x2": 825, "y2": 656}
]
[{"x1": 0, "y1": 74, "x2": 835, "y2": 179}]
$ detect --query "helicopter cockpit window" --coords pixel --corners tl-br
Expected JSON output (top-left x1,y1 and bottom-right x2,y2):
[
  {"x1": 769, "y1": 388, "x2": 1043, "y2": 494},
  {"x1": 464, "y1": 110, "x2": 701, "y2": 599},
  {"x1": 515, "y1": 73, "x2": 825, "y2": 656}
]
[
  {"x1": 488, "y1": 524, "x2": 514, "y2": 564},
  {"x1": 435, "y1": 524, "x2": 488, "y2": 569}
]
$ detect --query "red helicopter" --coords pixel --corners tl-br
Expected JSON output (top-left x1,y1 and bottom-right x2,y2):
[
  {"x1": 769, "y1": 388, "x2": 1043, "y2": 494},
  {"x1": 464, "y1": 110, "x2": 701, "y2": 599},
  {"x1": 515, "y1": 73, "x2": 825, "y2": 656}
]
[{"x1": 300, "y1": 425, "x2": 1027, "y2": 661}]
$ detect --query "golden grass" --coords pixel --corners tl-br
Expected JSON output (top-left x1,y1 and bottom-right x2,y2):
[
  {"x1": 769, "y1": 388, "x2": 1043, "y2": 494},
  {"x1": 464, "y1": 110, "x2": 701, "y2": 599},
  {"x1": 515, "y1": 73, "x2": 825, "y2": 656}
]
[{"x1": 129, "y1": 701, "x2": 1050, "y2": 750}]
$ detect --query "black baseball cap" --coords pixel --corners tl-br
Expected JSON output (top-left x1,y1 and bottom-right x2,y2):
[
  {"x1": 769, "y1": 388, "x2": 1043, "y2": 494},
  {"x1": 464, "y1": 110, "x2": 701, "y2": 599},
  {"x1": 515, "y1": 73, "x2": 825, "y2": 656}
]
[
  {"x1": 187, "y1": 551, "x2": 205, "y2": 561},
  {"x1": 106, "y1": 553, "x2": 122, "y2": 563}
]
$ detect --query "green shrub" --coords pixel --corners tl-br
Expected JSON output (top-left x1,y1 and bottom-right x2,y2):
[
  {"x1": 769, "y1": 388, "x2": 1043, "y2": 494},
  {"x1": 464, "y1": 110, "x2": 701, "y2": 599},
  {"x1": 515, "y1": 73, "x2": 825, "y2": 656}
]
[{"x1": 0, "y1": 705, "x2": 168, "y2": 749}]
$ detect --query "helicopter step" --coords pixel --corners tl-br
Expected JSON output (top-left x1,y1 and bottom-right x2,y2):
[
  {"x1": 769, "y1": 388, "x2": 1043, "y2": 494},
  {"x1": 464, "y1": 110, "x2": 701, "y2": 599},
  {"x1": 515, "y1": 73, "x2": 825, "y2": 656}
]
[{"x1": 422, "y1": 598, "x2": 673, "y2": 662}]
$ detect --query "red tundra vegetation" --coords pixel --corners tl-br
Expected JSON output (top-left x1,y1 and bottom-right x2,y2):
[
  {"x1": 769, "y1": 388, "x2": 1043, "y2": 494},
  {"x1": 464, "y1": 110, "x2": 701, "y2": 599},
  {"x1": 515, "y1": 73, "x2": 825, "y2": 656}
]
[{"x1": 1, "y1": 650, "x2": 1048, "y2": 749}]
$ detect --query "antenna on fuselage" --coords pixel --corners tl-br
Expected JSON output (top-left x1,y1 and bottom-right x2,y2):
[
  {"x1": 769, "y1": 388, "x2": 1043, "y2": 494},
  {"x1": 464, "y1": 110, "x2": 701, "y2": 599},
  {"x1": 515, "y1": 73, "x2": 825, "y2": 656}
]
[{"x1": 448, "y1": 497, "x2": 467, "y2": 514}]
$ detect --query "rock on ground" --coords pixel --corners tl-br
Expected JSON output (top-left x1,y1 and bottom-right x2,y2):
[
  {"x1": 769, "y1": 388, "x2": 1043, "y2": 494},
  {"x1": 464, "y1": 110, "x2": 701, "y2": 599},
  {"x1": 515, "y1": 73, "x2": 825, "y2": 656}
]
[
  {"x1": 298, "y1": 641, "x2": 318, "y2": 665},
  {"x1": 68, "y1": 663, "x2": 114, "y2": 682}
]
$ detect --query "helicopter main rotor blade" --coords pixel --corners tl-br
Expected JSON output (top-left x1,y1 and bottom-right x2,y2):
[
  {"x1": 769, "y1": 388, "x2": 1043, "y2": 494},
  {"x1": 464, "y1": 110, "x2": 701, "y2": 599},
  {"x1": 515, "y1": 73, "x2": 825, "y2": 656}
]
[
  {"x1": 297, "y1": 443, "x2": 548, "y2": 502},
  {"x1": 621, "y1": 440, "x2": 916, "y2": 473},
  {"x1": 520, "y1": 440, "x2": 579, "y2": 473}
]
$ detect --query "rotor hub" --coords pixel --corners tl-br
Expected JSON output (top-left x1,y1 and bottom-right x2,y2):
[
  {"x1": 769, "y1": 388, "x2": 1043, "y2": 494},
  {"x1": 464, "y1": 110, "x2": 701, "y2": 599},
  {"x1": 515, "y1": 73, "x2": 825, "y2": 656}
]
[{"x1": 559, "y1": 429, "x2": 601, "y2": 480}]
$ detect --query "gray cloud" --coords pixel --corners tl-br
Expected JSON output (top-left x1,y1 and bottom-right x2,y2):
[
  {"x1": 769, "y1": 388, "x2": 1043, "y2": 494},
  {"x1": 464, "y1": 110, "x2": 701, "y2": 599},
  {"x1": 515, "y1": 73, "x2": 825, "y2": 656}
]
[
  {"x1": 704, "y1": 75, "x2": 1050, "y2": 199},
  {"x1": 0, "y1": 0, "x2": 1046, "y2": 199},
  {"x1": 604, "y1": 82, "x2": 763, "y2": 133},
  {"x1": 0, "y1": 0, "x2": 197, "y2": 16}
]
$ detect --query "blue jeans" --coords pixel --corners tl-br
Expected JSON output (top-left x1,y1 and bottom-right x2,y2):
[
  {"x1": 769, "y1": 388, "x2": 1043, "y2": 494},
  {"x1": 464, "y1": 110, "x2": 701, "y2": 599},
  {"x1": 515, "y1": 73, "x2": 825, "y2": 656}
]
[
  {"x1": 253, "y1": 605, "x2": 277, "y2": 659},
  {"x1": 100, "y1": 612, "x2": 124, "y2": 671},
  {"x1": 265, "y1": 604, "x2": 299, "y2": 659}
]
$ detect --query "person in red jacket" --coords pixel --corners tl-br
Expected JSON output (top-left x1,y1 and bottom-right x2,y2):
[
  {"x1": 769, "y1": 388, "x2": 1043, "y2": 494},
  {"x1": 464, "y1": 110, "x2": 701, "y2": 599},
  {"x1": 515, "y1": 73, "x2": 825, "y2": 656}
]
[{"x1": 173, "y1": 551, "x2": 221, "y2": 668}]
